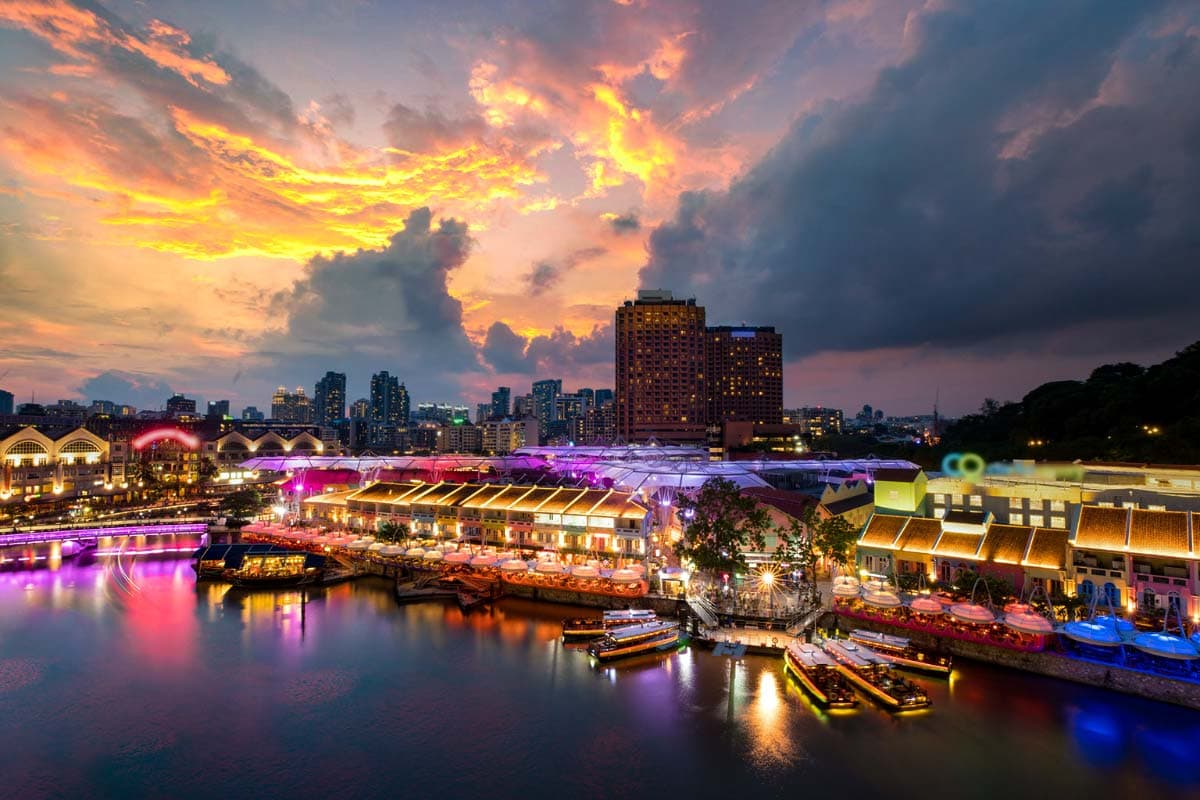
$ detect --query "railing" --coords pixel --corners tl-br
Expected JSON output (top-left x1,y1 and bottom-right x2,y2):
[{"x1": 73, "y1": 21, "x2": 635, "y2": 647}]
[{"x1": 0, "y1": 521, "x2": 209, "y2": 547}]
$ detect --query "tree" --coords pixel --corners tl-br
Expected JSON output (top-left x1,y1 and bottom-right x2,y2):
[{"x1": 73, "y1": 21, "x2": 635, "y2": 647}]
[
  {"x1": 220, "y1": 488, "x2": 263, "y2": 528},
  {"x1": 197, "y1": 457, "x2": 218, "y2": 481},
  {"x1": 950, "y1": 569, "x2": 1015, "y2": 605},
  {"x1": 673, "y1": 477, "x2": 771, "y2": 577},
  {"x1": 809, "y1": 512, "x2": 858, "y2": 574},
  {"x1": 377, "y1": 520, "x2": 408, "y2": 544},
  {"x1": 774, "y1": 515, "x2": 818, "y2": 606}
]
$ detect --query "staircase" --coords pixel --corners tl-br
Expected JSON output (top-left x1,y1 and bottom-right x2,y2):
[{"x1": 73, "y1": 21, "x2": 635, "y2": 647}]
[{"x1": 687, "y1": 595, "x2": 720, "y2": 628}]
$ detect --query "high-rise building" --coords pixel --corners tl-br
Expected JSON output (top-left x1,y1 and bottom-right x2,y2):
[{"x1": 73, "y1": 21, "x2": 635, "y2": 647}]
[
  {"x1": 512, "y1": 393, "x2": 533, "y2": 419},
  {"x1": 531, "y1": 379, "x2": 561, "y2": 443},
  {"x1": 594, "y1": 388, "x2": 614, "y2": 407},
  {"x1": 166, "y1": 394, "x2": 197, "y2": 418},
  {"x1": 88, "y1": 400, "x2": 117, "y2": 417},
  {"x1": 206, "y1": 400, "x2": 230, "y2": 419},
  {"x1": 349, "y1": 398, "x2": 370, "y2": 419},
  {"x1": 490, "y1": 386, "x2": 511, "y2": 420},
  {"x1": 574, "y1": 402, "x2": 616, "y2": 444},
  {"x1": 788, "y1": 407, "x2": 843, "y2": 437},
  {"x1": 0, "y1": 389, "x2": 12, "y2": 415},
  {"x1": 480, "y1": 417, "x2": 539, "y2": 455},
  {"x1": 705, "y1": 325, "x2": 783, "y2": 425},
  {"x1": 271, "y1": 386, "x2": 313, "y2": 423},
  {"x1": 242, "y1": 406, "x2": 265, "y2": 421},
  {"x1": 475, "y1": 403, "x2": 491, "y2": 424},
  {"x1": 313, "y1": 371, "x2": 347, "y2": 427},
  {"x1": 614, "y1": 290, "x2": 706, "y2": 442},
  {"x1": 369, "y1": 372, "x2": 408, "y2": 448}
]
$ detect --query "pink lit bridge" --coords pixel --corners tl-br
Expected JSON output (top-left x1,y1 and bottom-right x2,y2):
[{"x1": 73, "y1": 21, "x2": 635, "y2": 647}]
[{"x1": 0, "y1": 521, "x2": 210, "y2": 548}]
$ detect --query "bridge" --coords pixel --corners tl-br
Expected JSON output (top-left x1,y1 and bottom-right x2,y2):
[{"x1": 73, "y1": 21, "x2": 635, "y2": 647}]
[{"x1": 0, "y1": 521, "x2": 210, "y2": 548}]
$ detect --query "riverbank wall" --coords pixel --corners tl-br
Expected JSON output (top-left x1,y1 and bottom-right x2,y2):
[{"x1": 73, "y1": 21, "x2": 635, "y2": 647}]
[{"x1": 839, "y1": 614, "x2": 1200, "y2": 711}]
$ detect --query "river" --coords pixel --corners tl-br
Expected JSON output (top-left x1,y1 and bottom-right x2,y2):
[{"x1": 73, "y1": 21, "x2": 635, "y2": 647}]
[{"x1": 0, "y1": 554, "x2": 1197, "y2": 799}]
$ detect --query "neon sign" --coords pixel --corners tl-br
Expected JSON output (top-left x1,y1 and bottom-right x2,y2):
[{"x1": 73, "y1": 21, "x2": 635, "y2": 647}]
[
  {"x1": 132, "y1": 428, "x2": 201, "y2": 450},
  {"x1": 940, "y1": 452, "x2": 986, "y2": 481}
]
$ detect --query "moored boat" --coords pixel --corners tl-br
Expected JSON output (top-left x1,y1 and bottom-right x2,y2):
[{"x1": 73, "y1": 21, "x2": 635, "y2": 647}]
[
  {"x1": 562, "y1": 608, "x2": 657, "y2": 639},
  {"x1": 783, "y1": 640, "x2": 858, "y2": 709},
  {"x1": 820, "y1": 637, "x2": 931, "y2": 711},
  {"x1": 587, "y1": 620, "x2": 679, "y2": 661},
  {"x1": 848, "y1": 629, "x2": 952, "y2": 676}
]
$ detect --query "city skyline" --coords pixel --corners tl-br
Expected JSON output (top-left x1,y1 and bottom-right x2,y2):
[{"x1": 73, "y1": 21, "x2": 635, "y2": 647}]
[{"x1": 3, "y1": 1, "x2": 1199, "y2": 416}]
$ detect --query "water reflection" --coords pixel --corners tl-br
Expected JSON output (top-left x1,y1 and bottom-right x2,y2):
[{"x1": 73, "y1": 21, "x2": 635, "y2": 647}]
[{"x1": 0, "y1": 557, "x2": 1197, "y2": 800}]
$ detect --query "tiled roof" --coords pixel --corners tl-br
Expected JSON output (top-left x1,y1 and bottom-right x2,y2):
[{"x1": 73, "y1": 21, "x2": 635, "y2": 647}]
[
  {"x1": 943, "y1": 510, "x2": 988, "y2": 526},
  {"x1": 822, "y1": 493, "x2": 874, "y2": 517},
  {"x1": 873, "y1": 467, "x2": 923, "y2": 482},
  {"x1": 343, "y1": 482, "x2": 648, "y2": 520},
  {"x1": 743, "y1": 487, "x2": 820, "y2": 521},
  {"x1": 895, "y1": 517, "x2": 942, "y2": 553},
  {"x1": 1024, "y1": 528, "x2": 1069, "y2": 570},
  {"x1": 459, "y1": 485, "x2": 510, "y2": 509},
  {"x1": 933, "y1": 532, "x2": 984, "y2": 559},
  {"x1": 1128, "y1": 509, "x2": 1191, "y2": 558},
  {"x1": 347, "y1": 481, "x2": 426, "y2": 503},
  {"x1": 303, "y1": 489, "x2": 358, "y2": 506},
  {"x1": 858, "y1": 514, "x2": 907, "y2": 548},
  {"x1": 980, "y1": 524, "x2": 1033, "y2": 564},
  {"x1": 1074, "y1": 506, "x2": 1129, "y2": 551}
]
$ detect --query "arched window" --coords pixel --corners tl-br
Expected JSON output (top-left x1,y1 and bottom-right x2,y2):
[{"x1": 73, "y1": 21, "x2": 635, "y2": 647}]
[
  {"x1": 59, "y1": 439, "x2": 102, "y2": 464},
  {"x1": 938, "y1": 561, "x2": 951, "y2": 583},
  {"x1": 1102, "y1": 582, "x2": 1120, "y2": 607},
  {"x1": 1167, "y1": 592, "x2": 1183, "y2": 616},
  {"x1": 1078, "y1": 579, "x2": 1095, "y2": 603},
  {"x1": 5, "y1": 440, "x2": 48, "y2": 466}
]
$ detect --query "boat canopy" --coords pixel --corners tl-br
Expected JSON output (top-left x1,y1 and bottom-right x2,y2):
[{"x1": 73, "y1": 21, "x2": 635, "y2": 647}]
[
  {"x1": 862, "y1": 590, "x2": 902, "y2": 608},
  {"x1": 1132, "y1": 632, "x2": 1199, "y2": 660},
  {"x1": 1060, "y1": 620, "x2": 1123, "y2": 645},
  {"x1": 949, "y1": 603, "x2": 995, "y2": 624},
  {"x1": 443, "y1": 551, "x2": 471, "y2": 564},
  {"x1": 423, "y1": 550, "x2": 444, "y2": 561},
  {"x1": 405, "y1": 548, "x2": 426, "y2": 557},
  {"x1": 470, "y1": 555, "x2": 497, "y2": 567},
  {"x1": 909, "y1": 596, "x2": 944, "y2": 615},
  {"x1": 570, "y1": 565, "x2": 599, "y2": 578},
  {"x1": 500, "y1": 559, "x2": 528, "y2": 572},
  {"x1": 535, "y1": 561, "x2": 565, "y2": 573},
  {"x1": 611, "y1": 568, "x2": 641, "y2": 583},
  {"x1": 832, "y1": 576, "x2": 861, "y2": 598},
  {"x1": 1003, "y1": 610, "x2": 1054, "y2": 634}
]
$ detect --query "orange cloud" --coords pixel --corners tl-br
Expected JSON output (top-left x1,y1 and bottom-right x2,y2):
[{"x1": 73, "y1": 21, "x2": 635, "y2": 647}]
[{"x1": 0, "y1": 1, "x2": 230, "y2": 87}]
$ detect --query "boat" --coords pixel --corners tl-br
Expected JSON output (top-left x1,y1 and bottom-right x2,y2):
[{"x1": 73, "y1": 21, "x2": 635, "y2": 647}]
[
  {"x1": 848, "y1": 629, "x2": 952, "y2": 676},
  {"x1": 193, "y1": 544, "x2": 324, "y2": 587},
  {"x1": 783, "y1": 640, "x2": 859, "y2": 709},
  {"x1": 587, "y1": 620, "x2": 680, "y2": 661},
  {"x1": 562, "y1": 608, "x2": 657, "y2": 639},
  {"x1": 819, "y1": 637, "x2": 931, "y2": 711}
]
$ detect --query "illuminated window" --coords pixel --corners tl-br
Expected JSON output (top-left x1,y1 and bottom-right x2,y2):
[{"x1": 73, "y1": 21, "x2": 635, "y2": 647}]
[
  {"x1": 1009, "y1": 496, "x2": 1023, "y2": 510},
  {"x1": 1008, "y1": 513, "x2": 1023, "y2": 525},
  {"x1": 1029, "y1": 514, "x2": 1044, "y2": 527}
]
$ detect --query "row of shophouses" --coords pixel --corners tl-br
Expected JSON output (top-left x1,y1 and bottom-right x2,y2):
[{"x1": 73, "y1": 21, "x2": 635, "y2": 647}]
[
  {"x1": 0, "y1": 423, "x2": 322, "y2": 513},
  {"x1": 857, "y1": 465, "x2": 1200, "y2": 621},
  {"x1": 302, "y1": 481, "x2": 652, "y2": 557}
]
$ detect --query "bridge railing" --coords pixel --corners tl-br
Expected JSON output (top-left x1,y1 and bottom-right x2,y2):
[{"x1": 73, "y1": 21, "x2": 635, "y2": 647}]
[{"x1": 0, "y1": 522, "x2": 209, "y2": 547}]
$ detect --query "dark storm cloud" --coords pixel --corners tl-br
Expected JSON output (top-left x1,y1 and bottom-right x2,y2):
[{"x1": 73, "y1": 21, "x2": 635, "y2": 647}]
[
  {"x1": 641, "y1": 0, "x2": 1200, "y2": 358},
  {"x1": 259, "y1": 208, "x2": 482, "y2": 399},
  {"x1": 78, "y1": 370, "x2": 173, "y2": 408},
  {"x1": 608, "y1": 213, "x2": 641, "y2": 234},
  {"x1": 482, "y1": 322, "x2": 612, "y2": 375},
  {"x1": 522, "y1": 246, "x2": 606, "y2": 296}
]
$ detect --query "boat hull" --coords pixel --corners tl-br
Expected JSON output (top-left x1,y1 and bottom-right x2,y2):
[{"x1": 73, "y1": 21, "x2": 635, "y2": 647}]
[
  {"x1": 783, "y1": 650, "x2": 858, "y2": 709},
  {"x1": 836, "y1": 665, "x2": 931, "y2": 711},
  {"x1": 588, "y1": 630, "x2": 679, "y2": 661}
]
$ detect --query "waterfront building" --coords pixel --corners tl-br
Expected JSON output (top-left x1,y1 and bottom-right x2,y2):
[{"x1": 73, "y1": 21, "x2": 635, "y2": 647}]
[
  {"x1": 313, "y1": 372, "x2": 346, "y2": 427},
  {"x1": 0, "y1": 389, "x2": 12, "y2": 416},
  {"x1": 271, "y1": 387, "x2": 313, "y2": 424},
  {"x1": 928, "y1": 461, "x2": 1200, "y2": 529},
  {"x1": 305, "y1": 481, "x2": 650, "y2": 556},
  {"x1": 490, "y1": 387, "x2": 511, "y2": 420},
  {"x1": 615, "y1": 290, "x2": 707, "y2": 443},
  {"x1": 705, "y1": 325, "x2": 783, "y2": 425},
  {"x1": 0, "y1": 425, "x2": 114, "y2": 510}
]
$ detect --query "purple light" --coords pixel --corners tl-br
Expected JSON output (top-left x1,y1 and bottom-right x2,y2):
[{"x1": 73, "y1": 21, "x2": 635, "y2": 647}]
[{"x1": 294, "y1": 483, "x2": 305, "y2": 492}]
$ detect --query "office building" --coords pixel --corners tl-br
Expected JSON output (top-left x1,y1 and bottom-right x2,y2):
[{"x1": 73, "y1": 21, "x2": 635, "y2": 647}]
[
  {"x1": 475, "y1": 403, "x2": 491, "y2": 425},
  {"x1": 531, "y1": 379, "x2": 561, "y2": 442},
  {"x1": 271, "y1": 386, "x2": 313, "y2": 424},
  {"x1": 490, "y1": 387, "x2": 511, "y2": 420},
  {"x1": 614, "y1": 290, "x2": 706, "y2": 443},
  {"x1": 242, "y1": 406, "x2": 265, "y2": 421},
  {"x1": 206, "y1": 400, "x2": 230, "y2": 419},
  {"x1": 313, "y1": 371, "x2": 347, "y2": 427},
  {"x1": 369, "y1": 372, "x2": 407, "y2": 448},
  {"x1": 0, "y1": 389, "x2": 12, "y2": 416},
  {"x1": 513, "y1": 393, "x2": 533, "y2": 419},
  {"x1": 480, "y1": 417, "x2": 539, "y2": 455},
  {"x1": 574, "y1": 402, "x2": 616, "y2": 444},
  {"x1": 165, "y1": 394, "x2": 197, "y2": 419},
  {"x1": 705, "y1": 325, "x2": 783, "y2": 425},
  {"x1": 786, "y1": 407, "x2": 843, "y2": 438},
  {"x1": 594, "y1": 388, "x2": 614, "y2": 407}
]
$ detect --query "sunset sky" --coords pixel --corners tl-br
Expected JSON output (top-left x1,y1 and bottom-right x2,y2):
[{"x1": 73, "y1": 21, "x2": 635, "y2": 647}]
[{"x1": 2, "y1": 0, "x2": 1198, "y2": 415}]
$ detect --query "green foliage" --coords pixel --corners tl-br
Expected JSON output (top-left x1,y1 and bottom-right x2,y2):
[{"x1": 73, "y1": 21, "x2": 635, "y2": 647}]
[
  {"x1": 673, "y1": 477, "x2": 771, "y2": 576},
  {"x1": 197, "y1": 457, "x2": 218, "y2": 480},
  {"x1": 949, "y1": 569, "x2": 1015, "y2": 605},
  {"x1": 938, "y1": 341, "x2": 1200, "y2": 463},
  {"x1": 377, "y1": 520, "x2": 409, "y2": 544},
  {"x1": 219, "y1": 488, "x2": 263, "y2": 525}
]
